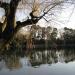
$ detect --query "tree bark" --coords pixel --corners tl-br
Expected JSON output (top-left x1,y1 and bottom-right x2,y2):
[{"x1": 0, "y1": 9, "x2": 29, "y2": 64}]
[{"x1": 1, "y1": 0, "x2": 20, "y2": 40}]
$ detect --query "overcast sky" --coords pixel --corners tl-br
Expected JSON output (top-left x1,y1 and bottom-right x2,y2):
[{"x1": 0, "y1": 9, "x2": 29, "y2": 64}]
[{"x1": 37, "y1": 3, "x2": 75, "y2": 29}]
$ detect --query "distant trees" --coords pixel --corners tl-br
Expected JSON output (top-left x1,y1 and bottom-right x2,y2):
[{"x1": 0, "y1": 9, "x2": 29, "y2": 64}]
[
  {"x1": 30, "y1": 26, "x2": 75, "y2": 49},
  {"x1": 30, "y1": 25, "x2": 58, "y2": 40},
  {"x1": 56, "y1": 27, "x2": 75, "y2": 48},
  {"x1": 51, "y1": 28, "x2": 58, "y2": 41},
  {"x1": 63, "y1": 27, "x2": 75, "y2": 45}
]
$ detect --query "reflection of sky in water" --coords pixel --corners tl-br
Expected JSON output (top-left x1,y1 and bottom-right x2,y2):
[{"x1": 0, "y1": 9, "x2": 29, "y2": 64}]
[{"x1": 0, "y1": 60, "x2": 75, "y2": 75}]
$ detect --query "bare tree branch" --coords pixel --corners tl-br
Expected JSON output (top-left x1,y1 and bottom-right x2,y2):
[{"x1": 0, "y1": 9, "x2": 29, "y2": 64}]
[
  {"x1": 15, "y1": 1, "x2": 65, "y2": 29},
  {"x1": 43, "y1": 17, "x2": 49, "y2": 22}
]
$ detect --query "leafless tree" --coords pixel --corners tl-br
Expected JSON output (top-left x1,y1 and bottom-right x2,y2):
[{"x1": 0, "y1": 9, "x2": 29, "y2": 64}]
[{"x1": 0, "y1": 0, "x2": 74, "y2": 49}]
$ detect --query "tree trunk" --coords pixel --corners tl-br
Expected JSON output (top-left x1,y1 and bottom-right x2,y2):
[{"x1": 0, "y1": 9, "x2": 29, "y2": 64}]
[{"x1": 2, "y1": 0, "x2": 20, "y2": 40}]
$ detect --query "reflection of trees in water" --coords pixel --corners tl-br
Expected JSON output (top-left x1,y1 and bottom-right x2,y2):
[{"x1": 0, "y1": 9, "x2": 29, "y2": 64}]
[
  {"x1": 64, "y1": 49, "x2": 75, "y2": 63},
  {"x1": 5, "y1": 55, "x2": 22, "y2": 69},
  {"x1": 0, "y1": 54, "x2": 22, "y2": 70},
  {"x1": 0, "y1": 49, "x2": 75, "y2": 69},
  {"x1": 0, "y1": 49, "x2": 24, "y2": 70},
  {"x1": 29, "y1": 50, "x2": 58, "y2": 66}
]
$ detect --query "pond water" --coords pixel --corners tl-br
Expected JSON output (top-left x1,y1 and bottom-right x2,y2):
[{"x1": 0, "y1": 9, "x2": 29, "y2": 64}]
[{"x1": 0, "y1": 48, "x2": 75, "y2": 75}]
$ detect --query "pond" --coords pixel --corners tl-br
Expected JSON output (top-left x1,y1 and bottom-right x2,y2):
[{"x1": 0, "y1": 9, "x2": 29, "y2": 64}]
[{"x1": 0, "y1": 48, "x2": 75, "y2": 75}]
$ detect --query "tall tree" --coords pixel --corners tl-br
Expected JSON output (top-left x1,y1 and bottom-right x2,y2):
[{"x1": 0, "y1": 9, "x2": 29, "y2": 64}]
[{"x1": 0, "y1": 0, "x2": 74, "y2": 49}]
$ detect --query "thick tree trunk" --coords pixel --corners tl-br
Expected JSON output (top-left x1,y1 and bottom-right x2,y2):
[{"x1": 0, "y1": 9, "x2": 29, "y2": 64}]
[
  {"x1": 0, "y1": 0, "x2": 21, "y2": 50},
  {"x1": 2, "y1": 15, "x2": 15, "y2": 39},
  {"x1": 2, "y1": 0, "x2": 20, "y2": 40}
]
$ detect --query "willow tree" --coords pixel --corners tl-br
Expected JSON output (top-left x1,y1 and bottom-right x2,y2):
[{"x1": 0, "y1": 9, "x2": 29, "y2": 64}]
[{"x1": 0, "y1": 0, "x2": 74, "y2": 48}]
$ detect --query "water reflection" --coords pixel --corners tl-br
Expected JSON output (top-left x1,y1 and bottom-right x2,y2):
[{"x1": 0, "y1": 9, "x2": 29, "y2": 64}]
[{"x1": 0, "y1": 49, "x2": 75, "y2": 70}]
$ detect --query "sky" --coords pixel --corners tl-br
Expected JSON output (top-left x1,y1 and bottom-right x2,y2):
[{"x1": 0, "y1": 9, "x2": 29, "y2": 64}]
[
  {"x1": 37, "y1": 4, "x2": 75, "y2": 29},
  {"x1": 0, "y1": 1, "x2": 75, "y2": 29}
]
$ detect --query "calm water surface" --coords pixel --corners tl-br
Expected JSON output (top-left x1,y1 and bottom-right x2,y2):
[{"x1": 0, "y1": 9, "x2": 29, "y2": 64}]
[{"x1": 0, "y1": 48, "x2": 75, "y2": 75}]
